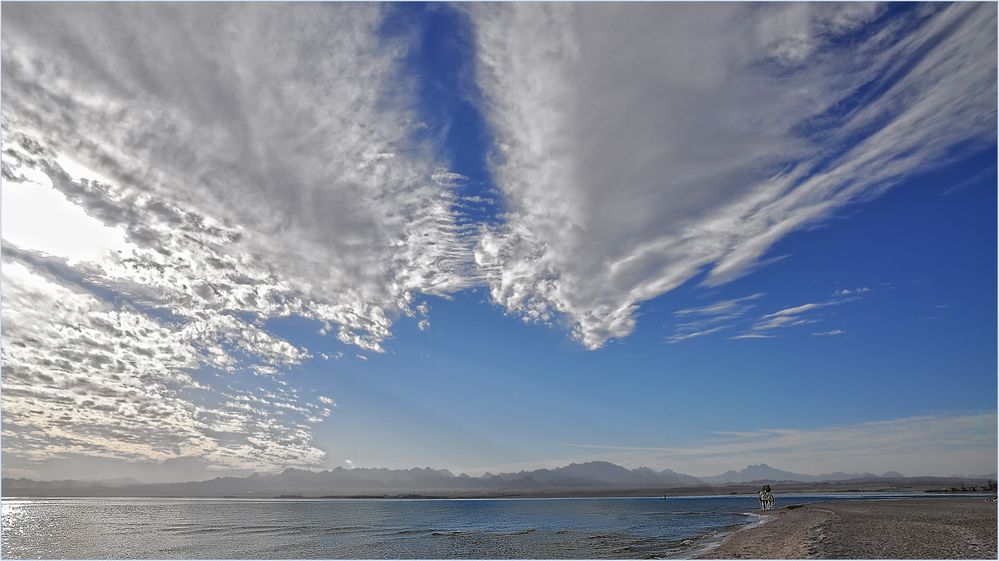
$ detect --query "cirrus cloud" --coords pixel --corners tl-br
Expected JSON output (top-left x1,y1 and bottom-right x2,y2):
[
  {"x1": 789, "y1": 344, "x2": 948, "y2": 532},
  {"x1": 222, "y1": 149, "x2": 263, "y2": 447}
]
[{"x1": 469, "y1": 3, "x2": 996, "y2": 349}]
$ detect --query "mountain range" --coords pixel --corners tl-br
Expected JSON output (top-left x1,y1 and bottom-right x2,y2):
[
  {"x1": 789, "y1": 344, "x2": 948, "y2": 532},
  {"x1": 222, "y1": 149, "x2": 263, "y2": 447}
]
[
  {"x1": 5, "y1": 461, "x2": 992, "y2": 497},
  {"x1": 700, "y1": 463, "x2": 905, "y2": 484}
]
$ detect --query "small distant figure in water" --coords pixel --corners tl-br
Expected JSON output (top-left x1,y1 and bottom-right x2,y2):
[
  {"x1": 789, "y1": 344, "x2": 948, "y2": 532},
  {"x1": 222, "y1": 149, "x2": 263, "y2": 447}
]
[{"x1": 758, "y1": 485, "x2": 774, "y2": 511}]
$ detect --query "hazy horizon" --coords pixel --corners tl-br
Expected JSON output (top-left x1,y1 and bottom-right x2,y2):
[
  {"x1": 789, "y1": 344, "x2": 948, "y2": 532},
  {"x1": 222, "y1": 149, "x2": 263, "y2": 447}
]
[
  {"x1": 3, "y1": 409, "x2": 997, "y2": 482},
  {"x1": 6, "y1": 458, "x2": 996, "y2": 487},
  {"x1": 2, "y1": 3, "x2": 996, "y2": 487}
]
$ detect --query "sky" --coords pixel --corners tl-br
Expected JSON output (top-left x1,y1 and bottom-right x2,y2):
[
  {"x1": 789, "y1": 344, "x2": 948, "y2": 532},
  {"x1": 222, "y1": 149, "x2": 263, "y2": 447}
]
[{"x1": 1, "y1": 2, "x2": 996, "y2": 483}]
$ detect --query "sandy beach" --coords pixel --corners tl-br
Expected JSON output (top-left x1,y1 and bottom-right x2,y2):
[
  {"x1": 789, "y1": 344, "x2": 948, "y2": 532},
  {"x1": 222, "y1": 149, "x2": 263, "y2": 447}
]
[{"x1": 697, "y1": 498, "x2": 997, "y2": 559}]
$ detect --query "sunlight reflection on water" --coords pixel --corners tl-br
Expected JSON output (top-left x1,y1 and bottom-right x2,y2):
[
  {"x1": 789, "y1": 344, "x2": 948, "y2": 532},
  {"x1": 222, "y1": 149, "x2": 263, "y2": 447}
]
[{"x1": 0, "y1": 494, "x2": 953, "y2": 559}]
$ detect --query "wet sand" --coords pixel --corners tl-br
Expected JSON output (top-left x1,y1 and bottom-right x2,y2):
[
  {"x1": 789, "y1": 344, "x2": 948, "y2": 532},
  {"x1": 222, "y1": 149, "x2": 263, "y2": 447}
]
[{"x1": 697, "y1": 498, "x2": 997, "y2": 559}]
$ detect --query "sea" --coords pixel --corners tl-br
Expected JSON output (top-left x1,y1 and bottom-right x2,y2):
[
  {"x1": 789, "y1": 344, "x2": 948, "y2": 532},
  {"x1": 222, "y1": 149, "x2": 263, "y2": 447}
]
[{"x1": 0, "y1": 493, "x2": 960, "y2": 559}]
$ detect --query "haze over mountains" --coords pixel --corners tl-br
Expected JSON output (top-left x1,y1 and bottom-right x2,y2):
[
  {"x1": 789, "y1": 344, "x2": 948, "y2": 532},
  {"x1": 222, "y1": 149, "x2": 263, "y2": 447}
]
[
  {"x1": 5, "y1": 461, "x2": 991, "y2": 498},
  {"x1": 700, "y1": 463, "x2": 905, "y2": 484}
]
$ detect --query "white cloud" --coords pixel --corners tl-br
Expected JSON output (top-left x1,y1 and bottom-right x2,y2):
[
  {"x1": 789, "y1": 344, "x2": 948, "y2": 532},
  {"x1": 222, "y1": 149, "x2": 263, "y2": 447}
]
[
  {"x1": 736, "y1": 284, "x2": 879, "y2": 338},
  {"x1": 738, "y1": 298, "x2": 843, "y2": 338},
  {"x1": 833, "y1": 287, "x2": 871, "y2": 297},
  {"x1": 731, "y1": 333, "x2": 777, "y2": 340},
  {"x1": 813, "y1": 329, "x2": 846, "y2": 337},
  {"x1": 764, "y1": 302, "x2": 826, "y2": 319},
  {"x1": 1, "y1": 167, "x2": 133, "y2": 264},
  {"x1": 2, "y1": 3, "x2": 475, "y2": 354},
  {"x1": 1, "y1": 3, "x2": 995, "y2": 479},
  {"x1": 0, "y1": 3, "x2": 473, "y2": 474},
  {"x1": 667, "y1": 293, "x2": 763, "y2": 343},
  {"x1": 1, "y1": 259, "x2": 324, "y2": 472},
  {"x1": 469, "y1": 3, "x2": 996, "y2": 349},
  {"x1": 666, "y1": 325, "x2": 731, "y2": 344}
]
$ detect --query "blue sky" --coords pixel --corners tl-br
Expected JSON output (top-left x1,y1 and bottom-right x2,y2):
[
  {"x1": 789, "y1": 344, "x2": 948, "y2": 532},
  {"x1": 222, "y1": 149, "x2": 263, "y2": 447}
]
[
  {"x1": 287, "y1": 125, "x2": 997, "y2": 475},
  {"x1": 1, "y1": 3, "x2": 995, "y2": 481}
]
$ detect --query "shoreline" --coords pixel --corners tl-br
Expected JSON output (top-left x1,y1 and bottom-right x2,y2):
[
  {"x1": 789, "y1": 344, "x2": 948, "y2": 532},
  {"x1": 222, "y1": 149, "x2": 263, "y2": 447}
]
[
  {"x1": 695, "y1": 497, "x2": 997, "y2": 559},
  {"x1": 682, "y1": 512, "x2": 775, "y2": 559},
  {"x1": 4, "y1": 490, "x2": 994, "y2": 500}
]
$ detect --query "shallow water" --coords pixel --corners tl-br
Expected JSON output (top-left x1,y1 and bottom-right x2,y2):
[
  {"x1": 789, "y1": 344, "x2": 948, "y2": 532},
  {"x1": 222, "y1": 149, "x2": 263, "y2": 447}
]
[{"x1": 0, "y1": 494, "x2": 952, "y2": 559}]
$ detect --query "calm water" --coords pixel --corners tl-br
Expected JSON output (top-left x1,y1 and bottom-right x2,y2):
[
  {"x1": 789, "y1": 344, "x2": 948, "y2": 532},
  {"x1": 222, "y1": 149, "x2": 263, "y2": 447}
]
[{"x1": 0, "y1": 494, "x2": 947, "y2": 559}]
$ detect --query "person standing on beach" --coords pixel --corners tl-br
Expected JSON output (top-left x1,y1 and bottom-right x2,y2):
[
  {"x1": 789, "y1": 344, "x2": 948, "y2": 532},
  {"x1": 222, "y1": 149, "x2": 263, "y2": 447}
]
[{"x1": 758, "y1": 485, "x2": 774, "y2": 511}]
